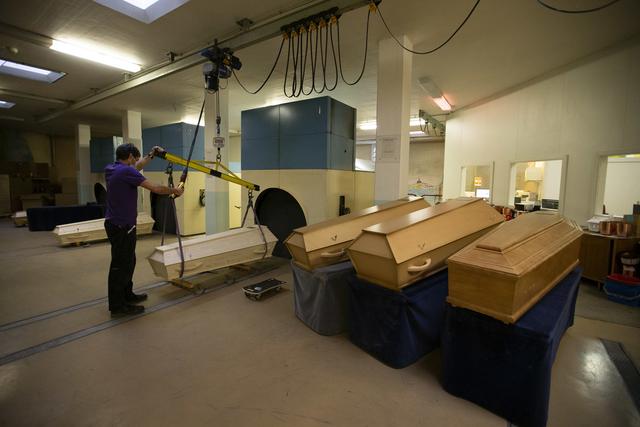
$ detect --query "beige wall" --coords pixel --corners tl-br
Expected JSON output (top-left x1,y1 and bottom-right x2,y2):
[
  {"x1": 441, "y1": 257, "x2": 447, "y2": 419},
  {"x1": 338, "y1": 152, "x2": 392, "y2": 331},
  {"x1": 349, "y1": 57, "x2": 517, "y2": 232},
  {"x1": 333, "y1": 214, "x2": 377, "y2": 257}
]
[
  {"x1": 52, "y1": 136, "x2": 77, "y2": 181},
  {"x1": 443, "y1": 41, "x2": 640, "y2": 224},
  {"x1": 409, "y1": 141, "x2": 444, "y2": 189},
  {"x1": 24, "y1": 132, "x2": 51, "y2": 164}
]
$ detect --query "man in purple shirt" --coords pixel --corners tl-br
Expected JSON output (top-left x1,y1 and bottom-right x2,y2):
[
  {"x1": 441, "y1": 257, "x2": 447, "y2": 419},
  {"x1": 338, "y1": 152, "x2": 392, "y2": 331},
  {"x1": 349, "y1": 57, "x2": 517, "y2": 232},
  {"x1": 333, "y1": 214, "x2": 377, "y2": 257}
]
[{"x1": 105, "y1": 143, "x2": 183, "y2": 316}]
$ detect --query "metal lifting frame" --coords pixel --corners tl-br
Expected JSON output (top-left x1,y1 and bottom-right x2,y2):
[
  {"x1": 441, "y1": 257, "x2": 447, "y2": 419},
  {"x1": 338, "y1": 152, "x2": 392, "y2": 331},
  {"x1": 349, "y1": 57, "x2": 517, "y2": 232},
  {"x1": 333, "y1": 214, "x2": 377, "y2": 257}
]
[{"x1": 155, "y1": 150, "x2": 260, "y2": 191}]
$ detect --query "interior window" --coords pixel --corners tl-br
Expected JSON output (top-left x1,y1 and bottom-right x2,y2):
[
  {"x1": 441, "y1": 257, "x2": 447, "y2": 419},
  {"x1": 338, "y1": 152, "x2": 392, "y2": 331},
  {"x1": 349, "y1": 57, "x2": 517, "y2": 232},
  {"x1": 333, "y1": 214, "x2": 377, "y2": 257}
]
[
  {"x1": 509, "y1": 159, "x2": 563, "y2": 212},
  {"x1": 460, "y1": 164, "x2": 492, "y2": 201},
  {"x1": 600, "y1": 154, "x2": 640, "y2": 216}
]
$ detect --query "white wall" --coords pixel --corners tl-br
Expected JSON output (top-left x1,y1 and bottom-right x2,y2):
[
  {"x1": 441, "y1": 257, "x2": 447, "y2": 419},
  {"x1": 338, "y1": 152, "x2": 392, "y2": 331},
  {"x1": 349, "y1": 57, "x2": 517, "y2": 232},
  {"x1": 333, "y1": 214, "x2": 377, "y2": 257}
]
[
  {"x1": 409, "y1": 141, "x2": 444, "y2": 189},
  {"x1": 443, "y1": 41, "x2": 640, "y2": 224},
  {"x1": 603, "y1": 157, "x2": 640, "y2": 216}
]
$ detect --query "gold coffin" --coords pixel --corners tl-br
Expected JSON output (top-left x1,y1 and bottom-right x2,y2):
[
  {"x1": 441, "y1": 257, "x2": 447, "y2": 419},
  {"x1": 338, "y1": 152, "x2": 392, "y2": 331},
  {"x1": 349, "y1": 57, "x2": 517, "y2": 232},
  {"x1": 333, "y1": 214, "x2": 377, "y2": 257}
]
[
  {"x1": 284, "y1": 196, "x2": 429, "y2": 271},
  {"x1": 347, "y1": 198, "x2": 504, "y2": 291},
  {"x1": 148, "y1": 225, "x2": 277, "y2": 280},
  {"x1": 447, "y1": 211, "x2": 583, "y2": 324},
  {"x1": 52, "y1": 212, "x2": 155, "y2": 246}
]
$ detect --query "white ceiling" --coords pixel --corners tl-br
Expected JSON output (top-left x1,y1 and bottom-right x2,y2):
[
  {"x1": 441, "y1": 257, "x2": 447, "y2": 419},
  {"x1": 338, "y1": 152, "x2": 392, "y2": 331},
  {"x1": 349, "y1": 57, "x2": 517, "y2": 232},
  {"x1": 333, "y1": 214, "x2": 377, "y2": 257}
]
[{"x1": 0, "y1": 0, "x2": 639, "y2": 138}]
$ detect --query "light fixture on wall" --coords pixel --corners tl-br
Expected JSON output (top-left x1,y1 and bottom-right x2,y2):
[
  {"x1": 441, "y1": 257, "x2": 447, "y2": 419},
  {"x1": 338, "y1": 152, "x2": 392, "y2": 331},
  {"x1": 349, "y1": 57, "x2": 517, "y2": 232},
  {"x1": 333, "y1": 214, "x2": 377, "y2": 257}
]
[
  {"x1": 524, "y1": 162, "x2": 543, "y2": 181},
  {"x1": 418, "y1": 77, "x2": 453, "y2": 111},
  {"x1": 50, "y1": 39, "x2": 142, "y2": 72}
]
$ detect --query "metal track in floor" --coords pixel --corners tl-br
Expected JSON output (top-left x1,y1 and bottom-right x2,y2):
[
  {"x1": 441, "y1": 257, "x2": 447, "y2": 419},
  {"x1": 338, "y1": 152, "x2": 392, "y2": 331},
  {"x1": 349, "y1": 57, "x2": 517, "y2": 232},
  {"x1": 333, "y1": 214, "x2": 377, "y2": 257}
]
[
  {"x1": 601, "y1": 338, "x2": 640, "y2": 412},
  {"x1": 0, "y1": 280, "x2": 170, "y2": 332},
  {"x1": 0, "y1": 259, "x2": 286, "y2": 367}
]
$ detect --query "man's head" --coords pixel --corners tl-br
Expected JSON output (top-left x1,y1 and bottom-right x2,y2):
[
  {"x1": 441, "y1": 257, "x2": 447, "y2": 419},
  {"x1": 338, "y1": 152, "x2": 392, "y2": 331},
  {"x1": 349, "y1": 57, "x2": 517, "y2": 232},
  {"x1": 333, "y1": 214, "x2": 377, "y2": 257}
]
[{"x1": 115, "y1": 143, "x2": 141, "y2": 166}]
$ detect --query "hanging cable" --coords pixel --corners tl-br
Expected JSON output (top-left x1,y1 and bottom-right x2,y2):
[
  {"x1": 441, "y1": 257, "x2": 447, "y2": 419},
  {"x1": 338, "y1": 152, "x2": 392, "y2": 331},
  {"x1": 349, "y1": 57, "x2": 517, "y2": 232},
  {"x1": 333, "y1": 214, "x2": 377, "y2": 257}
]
[
  {"x1": 301, "y1": 27, "x2": 314, "y2": 95},
  {"x1": 181, "y1": 96, "x2": 206, "y2": 186},
  {"x1": 536, "y1": 0, "x2": 622, "y2": 14},
  {"x1": 283, "y1": 34, "x2": 294, "y2": 98},
  {"x1": 336, "y1": 8, "x2": 371, "y2": 85},
  {"x1": 233, "y1": 37, "x2": 285, "y2": 94},
  {"x1": 375, "y1": 0, "x2": 481, "y2": 55},
  {"x1": 318, "y1": 18, "x2": 329, "y2": 91},
  {"x1": 326, "y1": 17, "x2": 339, "y2": 91},
  {"x1": 311, "y1": 24, "x2": 323, "y2": 94}
]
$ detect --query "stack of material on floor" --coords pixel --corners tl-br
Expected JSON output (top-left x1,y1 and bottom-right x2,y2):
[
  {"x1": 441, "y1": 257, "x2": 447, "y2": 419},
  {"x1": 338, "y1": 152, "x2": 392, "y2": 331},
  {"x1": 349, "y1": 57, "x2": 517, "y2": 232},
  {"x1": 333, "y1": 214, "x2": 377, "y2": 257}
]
[
  {"x1": 447, "y1": 211, "x2": 583, "y2": 324},
  {"x1": 285, "y1": 196, "x2": 429, "y2": 271},
  {"x1": 347, "y1": 198, "x2": 504, "y2": 290},
  {"x1": 148, "y1": 225, "x2": 278, "y2": 280},
  {"x1": 12, "y1": 211, "x2": 27, "y2": 227},
  {"x1": 52, "y1": 212, "x2": 155, "y2": 246}
]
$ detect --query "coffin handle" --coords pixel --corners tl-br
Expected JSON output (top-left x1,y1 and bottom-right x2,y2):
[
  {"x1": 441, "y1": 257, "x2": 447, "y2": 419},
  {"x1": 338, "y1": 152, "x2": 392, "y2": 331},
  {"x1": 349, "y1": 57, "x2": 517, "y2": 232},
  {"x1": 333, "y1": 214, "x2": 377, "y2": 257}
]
[
  {"x1": 321, "y1": 249, "x2": 345, "y2": 258},
  {"x1": 408, "y1": 258, "x2": 432, "y2": 273}
]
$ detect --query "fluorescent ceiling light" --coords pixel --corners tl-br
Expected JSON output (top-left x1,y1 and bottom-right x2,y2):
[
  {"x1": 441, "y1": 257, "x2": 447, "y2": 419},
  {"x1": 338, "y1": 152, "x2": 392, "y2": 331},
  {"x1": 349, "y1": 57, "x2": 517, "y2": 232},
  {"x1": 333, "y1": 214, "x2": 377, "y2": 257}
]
[
  {"x1": 419, "y1": 77, "x2": 453, "y2": 111},
  {"x1": 0, "y1": 59, "x2": 66, "y2": 83},
  {"x1": 410, "y1": 130, "x2": 425, "y2": 136},
  {"x1": 0, "y1": 100, "x2": 16, "y2": 109},
  {"x1": 94, "y1": 0, "x2": 190, "y2": 24},
  {"x1": 432, "y1": 96, "x2": 452, "y2": 111},
  {"x1": 410, "y1": 117, "x2": 425, "y2": 127},
  {"x1": 50, "y1": 40, "x2": 141, "y2": 73},
  {"x1": 123, "y1": 0, "x2": 159, "y2": 9},
  {"x1": 360, "y1": 118, "x2": 427, "y2": 131},
  {"x1": 359, "y1": 121, "x2": 377, "y2": 131}
]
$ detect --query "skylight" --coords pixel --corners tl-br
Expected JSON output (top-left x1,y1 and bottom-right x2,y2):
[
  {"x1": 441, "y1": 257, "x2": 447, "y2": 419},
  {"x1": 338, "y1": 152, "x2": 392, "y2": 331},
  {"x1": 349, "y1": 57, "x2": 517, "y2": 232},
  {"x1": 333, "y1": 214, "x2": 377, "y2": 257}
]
[
  {"x1": 94, "y1": 0, "x2": 190, "y2": 23},
  {"x1": 123, "y1": 0, "x2": 159, "y2": 9},
  {"x1": 0, "y1": 59, "x2": 66, "y2": 83},
  {"x1": 0, "y1": 100, "x2": 16, "y2": 109}
]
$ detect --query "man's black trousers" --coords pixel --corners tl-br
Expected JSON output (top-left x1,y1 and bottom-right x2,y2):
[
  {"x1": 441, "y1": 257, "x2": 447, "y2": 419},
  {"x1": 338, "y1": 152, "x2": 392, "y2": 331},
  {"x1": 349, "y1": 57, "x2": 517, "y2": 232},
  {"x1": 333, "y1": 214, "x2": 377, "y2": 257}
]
[{"x1": 105, "y1": 220, "x2": 137, "y2": 310}]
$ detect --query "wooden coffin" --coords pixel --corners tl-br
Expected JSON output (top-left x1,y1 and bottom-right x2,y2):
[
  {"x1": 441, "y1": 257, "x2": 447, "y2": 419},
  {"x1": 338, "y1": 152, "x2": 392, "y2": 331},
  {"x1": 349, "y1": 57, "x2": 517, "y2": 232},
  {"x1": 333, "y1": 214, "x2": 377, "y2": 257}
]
[
  {"x1": 52, "y1": 212, "x2": 155, "y2": 246},
  {"x1": 447, "y1": 211, "x2": 583, "y2": 324},
  {"x1": 284, "y1": 196, "x2": 429, "y2": 271},
  {"x1": 347, "y1": 198, "x2": 504, "y2": 290},
  {"x1": 12, "y1": 211, "x2": 28, "y2": 227},
  {"x1": 148, "y1": 225, "x2": 278, "y2": 280}
]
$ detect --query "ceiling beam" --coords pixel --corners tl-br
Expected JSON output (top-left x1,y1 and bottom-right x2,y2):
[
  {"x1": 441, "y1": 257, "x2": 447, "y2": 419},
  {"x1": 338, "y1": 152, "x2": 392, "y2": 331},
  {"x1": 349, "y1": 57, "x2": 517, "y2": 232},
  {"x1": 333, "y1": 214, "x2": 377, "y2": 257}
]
[
  {"x1": 36, "y1": 0, "x2": 372, "y2": 123},
  {"x1": 0, "y1": 88, "x2": 70, "y2": 105}
]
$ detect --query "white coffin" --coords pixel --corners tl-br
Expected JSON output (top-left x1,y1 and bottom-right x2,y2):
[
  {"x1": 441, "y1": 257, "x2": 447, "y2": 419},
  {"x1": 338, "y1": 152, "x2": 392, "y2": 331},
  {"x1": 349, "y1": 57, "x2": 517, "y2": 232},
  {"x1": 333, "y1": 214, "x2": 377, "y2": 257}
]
[
  {"x1": 12, "y1": 211, "x2": 28, "y2": 227},
  {"x1": 147, "y1": 225, "x2": 278, "y2": 280},
  {"x1": 52, "y1": 212, "x2": 155, "y2": 246}
]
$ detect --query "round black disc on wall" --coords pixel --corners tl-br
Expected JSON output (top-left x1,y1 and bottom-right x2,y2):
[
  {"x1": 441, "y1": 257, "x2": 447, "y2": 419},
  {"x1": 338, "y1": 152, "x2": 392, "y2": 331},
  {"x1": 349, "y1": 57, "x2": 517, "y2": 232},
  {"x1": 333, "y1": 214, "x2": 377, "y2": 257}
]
[{"x1": 255, "y1": 188, "x2": 306, "y2": 259}]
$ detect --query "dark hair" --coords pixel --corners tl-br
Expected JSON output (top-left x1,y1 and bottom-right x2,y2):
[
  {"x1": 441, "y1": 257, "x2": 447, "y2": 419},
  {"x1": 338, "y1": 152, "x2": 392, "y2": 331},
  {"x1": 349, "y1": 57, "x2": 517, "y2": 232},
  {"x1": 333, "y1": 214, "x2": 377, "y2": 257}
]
[{"x1": 115, "y1": 143, "x2": 141, "y2": 161}]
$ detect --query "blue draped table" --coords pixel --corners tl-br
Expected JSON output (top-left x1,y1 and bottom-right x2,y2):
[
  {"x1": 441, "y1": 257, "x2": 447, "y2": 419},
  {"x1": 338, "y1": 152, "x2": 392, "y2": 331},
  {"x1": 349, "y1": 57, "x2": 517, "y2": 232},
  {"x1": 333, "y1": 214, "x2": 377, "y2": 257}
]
[
  {"x1": 441, "y1": 267, "x2": 582, "y2": 427},
  {"x1": 292, "y1": 260, "x2": 355, "y2": 336},
  {"x1": 347, "y1": 269, "x2": 449, "y2": 369}
]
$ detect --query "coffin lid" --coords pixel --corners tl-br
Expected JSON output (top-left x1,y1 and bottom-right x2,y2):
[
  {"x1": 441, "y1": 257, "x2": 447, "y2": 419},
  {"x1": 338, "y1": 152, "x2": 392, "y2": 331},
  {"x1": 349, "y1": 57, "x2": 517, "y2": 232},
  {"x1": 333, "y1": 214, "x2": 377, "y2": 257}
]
[
  {"x1": 449, "y1": 211, "x2": 583, "y2": 275},
  {"x1": 350, "y1": 198, "x2": 504, "y2": 264},
  {"x1": 285, "y1": 196, "x2": 426, "y2": 252},
  {"x1": 362, "y1": 198, "x2": 480, "y2": 235},
  {"x1": 53, "y1": 212, "x2": 154, "y2": 235},
  {"x1": 475, "y1": 212, "x2": 563, "y2": 252}
]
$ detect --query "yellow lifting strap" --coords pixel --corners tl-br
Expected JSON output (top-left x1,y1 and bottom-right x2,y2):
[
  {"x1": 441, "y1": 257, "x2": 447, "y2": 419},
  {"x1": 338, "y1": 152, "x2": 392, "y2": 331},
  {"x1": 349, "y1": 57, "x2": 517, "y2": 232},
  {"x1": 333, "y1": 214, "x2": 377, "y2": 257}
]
[{"x1": 156, "y1": 150, "x2": 260, "y2": 191}]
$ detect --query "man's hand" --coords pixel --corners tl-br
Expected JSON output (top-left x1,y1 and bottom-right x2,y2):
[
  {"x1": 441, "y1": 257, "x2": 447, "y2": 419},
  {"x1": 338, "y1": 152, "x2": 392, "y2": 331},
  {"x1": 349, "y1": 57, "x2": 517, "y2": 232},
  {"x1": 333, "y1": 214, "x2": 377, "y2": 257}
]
[
  {"x1": 147, "y1": 146, "x2": 163, "y2": 159},
  {"x1": 171, "y1": 186, "x2": 184, "y2": 198}
]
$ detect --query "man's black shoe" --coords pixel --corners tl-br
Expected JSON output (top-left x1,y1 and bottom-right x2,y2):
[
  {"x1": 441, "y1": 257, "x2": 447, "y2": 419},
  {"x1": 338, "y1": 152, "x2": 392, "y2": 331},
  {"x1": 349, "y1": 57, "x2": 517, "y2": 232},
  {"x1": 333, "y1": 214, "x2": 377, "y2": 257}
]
[
  {"x1": 110, "y1": 304, "x2": 145, "y2": 317},
  {"x1": 125, "y1": 293, "x2": 148, "y2": 303}
]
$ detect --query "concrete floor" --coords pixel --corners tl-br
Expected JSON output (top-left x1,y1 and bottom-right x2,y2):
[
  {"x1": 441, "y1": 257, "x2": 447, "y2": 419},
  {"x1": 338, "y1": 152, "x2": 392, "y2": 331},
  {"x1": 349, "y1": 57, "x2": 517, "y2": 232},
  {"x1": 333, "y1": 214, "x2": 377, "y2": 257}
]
[{"x1": 0, "y1": 219, "x2": 638, "y2": 426}]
